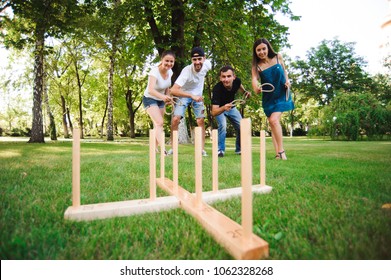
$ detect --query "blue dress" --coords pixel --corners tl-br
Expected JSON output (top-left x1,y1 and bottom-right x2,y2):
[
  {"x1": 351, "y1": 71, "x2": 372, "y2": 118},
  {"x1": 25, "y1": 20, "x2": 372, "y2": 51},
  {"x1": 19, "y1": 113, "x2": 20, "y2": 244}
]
[{"x1": 258, "y1": 58, "x2": 294, "y2": 117}]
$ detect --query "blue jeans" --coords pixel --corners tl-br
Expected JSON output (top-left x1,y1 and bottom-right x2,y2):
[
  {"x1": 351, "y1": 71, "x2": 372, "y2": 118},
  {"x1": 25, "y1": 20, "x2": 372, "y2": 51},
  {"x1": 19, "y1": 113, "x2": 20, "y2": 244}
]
[
  {"x1": 215, "y1": 107, "x2": 242, "y2": 153},
  {"x1": 173, "y1": 97, "x2": 205, "y2": 118}
]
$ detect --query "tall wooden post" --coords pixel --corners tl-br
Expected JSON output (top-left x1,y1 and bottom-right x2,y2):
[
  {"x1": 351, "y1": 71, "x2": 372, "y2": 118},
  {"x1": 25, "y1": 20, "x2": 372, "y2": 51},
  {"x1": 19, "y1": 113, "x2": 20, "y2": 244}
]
[
  {"x1": 195, "y1": 127, "x2": 202, "y2": 208},
  {"x1": 260, "y1": 130, "x2": 266, "y2": 187},
  {"x1": 212, "y1": 129, "x2": 218, "y2": 193},
  {"x1": 149, "y1": 129, "x2": 156, "y2": 200},
  {"x1": 240, "y1": 119, "x2": 252, "y2": 242},
  {"x1": 160, "y1": 132, "x2": 165, "y2": 181},
  {"x1": 72, "y1": 128, "x2": 81, "y2": 208},
  {"x1": 173, "y1": 130, "x2": 179, "y2": 194}
]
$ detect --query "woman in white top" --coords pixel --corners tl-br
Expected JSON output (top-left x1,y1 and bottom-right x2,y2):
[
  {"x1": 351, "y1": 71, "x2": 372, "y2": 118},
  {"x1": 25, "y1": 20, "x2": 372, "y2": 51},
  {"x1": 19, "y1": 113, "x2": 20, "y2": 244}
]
[{"x1": 142, "y1": 50, "x2": 175, "y2": 151}]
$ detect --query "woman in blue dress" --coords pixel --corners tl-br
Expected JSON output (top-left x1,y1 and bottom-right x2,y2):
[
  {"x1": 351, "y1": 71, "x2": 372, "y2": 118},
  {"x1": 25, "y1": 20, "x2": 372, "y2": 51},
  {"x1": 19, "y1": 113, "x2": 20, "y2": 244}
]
[{"x1": 251, "y1": 38, "x2": 294, "y2": 160}]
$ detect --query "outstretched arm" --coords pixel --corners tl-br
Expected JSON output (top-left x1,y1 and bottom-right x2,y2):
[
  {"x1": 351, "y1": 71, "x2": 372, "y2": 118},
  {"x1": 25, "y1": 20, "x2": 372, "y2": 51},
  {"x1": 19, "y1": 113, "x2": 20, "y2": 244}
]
[{"x1": 170, "y1": 84, "x2": 203, "y2": 102}]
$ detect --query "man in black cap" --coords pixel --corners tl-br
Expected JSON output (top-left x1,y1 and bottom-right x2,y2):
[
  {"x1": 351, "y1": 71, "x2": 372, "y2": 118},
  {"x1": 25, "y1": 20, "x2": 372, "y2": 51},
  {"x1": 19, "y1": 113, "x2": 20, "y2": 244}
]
[{"x1": 168, "y1": 47, "x2": 211, "y2": 156}]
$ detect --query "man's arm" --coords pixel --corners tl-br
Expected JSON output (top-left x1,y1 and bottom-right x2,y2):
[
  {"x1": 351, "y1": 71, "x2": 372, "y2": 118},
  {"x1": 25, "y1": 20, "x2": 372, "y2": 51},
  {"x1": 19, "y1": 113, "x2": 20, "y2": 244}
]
[
  {"x1": 211, "y1": 104, "x2": 233, "y2": 117},
  {"x1": 238, "y1": 84, "x2": 251, "y2": 99},
  {"x1": 170, "y1": 84, "x2": 203, "y2": 102}
]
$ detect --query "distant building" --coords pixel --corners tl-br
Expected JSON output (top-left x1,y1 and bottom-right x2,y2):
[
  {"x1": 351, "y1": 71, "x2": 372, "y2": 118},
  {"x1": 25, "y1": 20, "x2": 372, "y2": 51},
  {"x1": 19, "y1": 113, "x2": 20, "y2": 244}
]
[{"x1": 380, "y1": 0, "x2": 391, "y2": 72}]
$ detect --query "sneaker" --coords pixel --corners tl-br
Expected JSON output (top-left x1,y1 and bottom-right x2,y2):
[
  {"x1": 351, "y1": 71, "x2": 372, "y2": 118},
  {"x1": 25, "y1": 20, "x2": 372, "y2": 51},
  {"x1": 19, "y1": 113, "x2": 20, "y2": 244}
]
[
  {"x1": 202, "y1": 150, "x2": 208, "y2": 157},
  {"x1": 166, "y1": 149, "x2": 173, "y2": 156},
  {"x1": 235, "y1": 151, "x2": 241, "y2": 155},
  {"x1": 218, "y1": 150, "x2": 224, "y2": 157}
]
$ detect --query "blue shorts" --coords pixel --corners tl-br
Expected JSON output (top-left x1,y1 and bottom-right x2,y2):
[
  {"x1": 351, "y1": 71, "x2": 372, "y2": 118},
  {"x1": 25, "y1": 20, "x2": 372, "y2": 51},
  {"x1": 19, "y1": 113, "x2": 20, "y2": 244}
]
[
  {"x1": 173, "y1": 97, "x2": 205, "y2": 119},
  {"x1": 143, "y1": 96, "x2": 165, "y2": 109}
]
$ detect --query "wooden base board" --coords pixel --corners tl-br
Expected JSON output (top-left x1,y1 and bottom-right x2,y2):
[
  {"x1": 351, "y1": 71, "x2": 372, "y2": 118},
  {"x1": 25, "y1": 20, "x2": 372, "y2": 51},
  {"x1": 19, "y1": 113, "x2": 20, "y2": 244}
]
[
  {"x1": 202, "y1": 184, "x2": 272, "y2": 204},
  {"x1": 64, "y1": 184, "x2": 272, "y2": 222},
  {"x1": 156, "y1": 177, "x2": 269, "y2": 260},
  {"x1": 64, "y1": 196, "x2": 179, "y2": 221}
]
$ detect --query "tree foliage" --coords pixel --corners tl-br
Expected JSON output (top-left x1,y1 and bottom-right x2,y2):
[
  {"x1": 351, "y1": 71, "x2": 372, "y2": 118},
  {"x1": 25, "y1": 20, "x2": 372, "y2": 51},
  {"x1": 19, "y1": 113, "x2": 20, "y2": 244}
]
[{"x1": 292, "y1": 38, "x2": 371, "y2": 106}]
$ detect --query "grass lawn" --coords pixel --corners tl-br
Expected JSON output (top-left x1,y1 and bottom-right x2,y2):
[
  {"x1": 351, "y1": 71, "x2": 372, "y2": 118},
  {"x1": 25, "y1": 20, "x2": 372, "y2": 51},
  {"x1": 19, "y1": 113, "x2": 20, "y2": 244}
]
[{"x1": 0, "y1": 135, "x2": 390, "y2": 260}]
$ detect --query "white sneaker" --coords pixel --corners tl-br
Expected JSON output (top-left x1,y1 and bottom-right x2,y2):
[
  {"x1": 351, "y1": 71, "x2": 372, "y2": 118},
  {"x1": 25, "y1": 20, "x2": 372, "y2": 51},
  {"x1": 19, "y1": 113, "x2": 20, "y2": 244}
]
[
  {"x1": 166, "y1": 149, "x2": 173, "y2": 155},
  {"x1": 202, "y1": 150, "x2": 208, "y2": 157}
]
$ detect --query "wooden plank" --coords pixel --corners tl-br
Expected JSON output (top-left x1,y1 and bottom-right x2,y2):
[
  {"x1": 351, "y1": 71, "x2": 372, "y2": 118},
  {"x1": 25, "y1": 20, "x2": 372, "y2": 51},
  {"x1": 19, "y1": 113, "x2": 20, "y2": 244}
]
[
  {"x1": 72, "y1": 128, "x2": 81, "y2": 208},
  {"x1": 156, "y1": 178, "x2": 269, "y2": 260},
  {"x1": 64, "y1": 196, "x2": 179, "y2": 221},
  {"x1": 202, "y1": 185, "x2": 273, "y2": 204}
]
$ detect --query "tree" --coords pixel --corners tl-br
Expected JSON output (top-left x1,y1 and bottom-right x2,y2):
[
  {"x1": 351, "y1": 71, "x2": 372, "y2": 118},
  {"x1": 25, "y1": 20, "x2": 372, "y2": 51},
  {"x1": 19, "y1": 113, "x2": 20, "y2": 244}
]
[
  {"x1": 324, "y1": 92, "x2": 391, "y2": 140},
  {"x1": 1, "y1": 0, "x2": 83, "y2": 143},
  {"x1": 292, "y1": 38, "x2": 370, "y2": 106}
]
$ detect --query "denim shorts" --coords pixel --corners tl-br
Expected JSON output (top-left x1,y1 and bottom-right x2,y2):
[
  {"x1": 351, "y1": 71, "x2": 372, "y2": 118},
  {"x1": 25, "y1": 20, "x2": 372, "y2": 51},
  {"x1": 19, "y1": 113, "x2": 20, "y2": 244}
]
[
  {"x1": 173, "y1": 97, "x2": 205, "y2": 118},
  {"x1": 143, "y1": 96, "x2": 165, "y2": 109}
]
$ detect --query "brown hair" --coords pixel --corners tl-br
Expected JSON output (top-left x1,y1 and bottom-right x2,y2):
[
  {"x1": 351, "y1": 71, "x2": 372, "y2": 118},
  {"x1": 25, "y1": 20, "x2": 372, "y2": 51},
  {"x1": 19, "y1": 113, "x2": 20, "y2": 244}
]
[{"x1": 251, "y1": 38, "x2": 277, "y2": 74}]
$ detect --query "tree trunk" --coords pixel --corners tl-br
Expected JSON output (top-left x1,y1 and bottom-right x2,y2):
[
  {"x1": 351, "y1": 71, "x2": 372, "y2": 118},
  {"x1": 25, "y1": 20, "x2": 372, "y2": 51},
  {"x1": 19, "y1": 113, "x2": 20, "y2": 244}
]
[
  {"x1": 125, "y1": 89, "x2": 141, "y2": 138},
  {"x1": 74, "y1": 59, "x2": 84, "y2": 139},
  {"x1": 28, "y1": 27, "x2": 45, "y2": 143},
  {"x1": 61, "y1": 95, "x2": 69, "y2": 138},
  {"x1": 106, "y1": 49, "x2": 115, "y2": 141},
  {"x1": 178, "y1": 117, "x2": 190, "y2": 144},
  {"x1": 67, "y1": 107, "x2": 73, "y2": 132},
  {"x1": 43, "y1": 77, "x2": 57, "y2": 140},
  {"x1": 101, "y1": 98, "x2": 108, "y2": 138},
  {"x1": 106, "y1": 0, "x2": 122, "y2": 141}
]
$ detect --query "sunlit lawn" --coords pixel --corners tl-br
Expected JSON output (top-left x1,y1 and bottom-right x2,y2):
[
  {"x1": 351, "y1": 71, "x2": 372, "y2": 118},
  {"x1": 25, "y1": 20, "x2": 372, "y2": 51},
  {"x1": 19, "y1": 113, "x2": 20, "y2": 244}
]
[{"x1": 0, "y1": 135, "x2": 390, "y2": 259}]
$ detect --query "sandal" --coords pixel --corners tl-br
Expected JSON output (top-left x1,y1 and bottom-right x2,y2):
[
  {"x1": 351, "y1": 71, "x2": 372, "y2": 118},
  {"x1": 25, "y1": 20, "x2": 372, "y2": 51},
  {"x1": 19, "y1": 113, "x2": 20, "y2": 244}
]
[{"x1": 277, "y1": 150, "x2": 287, "y2": 160}]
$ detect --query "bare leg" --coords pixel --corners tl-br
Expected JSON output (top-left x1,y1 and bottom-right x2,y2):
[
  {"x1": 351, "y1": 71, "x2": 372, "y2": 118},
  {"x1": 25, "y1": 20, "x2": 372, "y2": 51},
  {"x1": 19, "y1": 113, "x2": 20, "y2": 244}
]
[
  {"x1": 170, "y1": 115, "x2": 181, "y2": 147},
  {"x1": 147, "y1": 105, "x2": 165, "y2": 148},
  {"x1": 268, "y1": 112, "x2": 287, "y2": 160},
  {"x1": 196, "y1": 117, "x2": 206, "y2": 150}
]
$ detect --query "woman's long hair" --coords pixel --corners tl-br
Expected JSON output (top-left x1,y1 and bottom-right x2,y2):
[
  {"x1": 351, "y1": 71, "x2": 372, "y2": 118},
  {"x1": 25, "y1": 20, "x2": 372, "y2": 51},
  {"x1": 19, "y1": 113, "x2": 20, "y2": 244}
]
[{"x1": 251, "y1": 38, "x2": 277, "y2": 75}]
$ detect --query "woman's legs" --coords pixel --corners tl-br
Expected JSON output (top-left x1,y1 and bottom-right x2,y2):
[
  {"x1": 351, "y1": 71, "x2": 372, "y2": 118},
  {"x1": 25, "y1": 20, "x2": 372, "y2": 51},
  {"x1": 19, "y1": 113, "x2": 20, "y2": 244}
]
[
  {"x1": 268, "y1": 112, "x2": 287, "y2": 160},
  {"x1": 147, "y1": 105, "x2": 165, "y2": 149}
]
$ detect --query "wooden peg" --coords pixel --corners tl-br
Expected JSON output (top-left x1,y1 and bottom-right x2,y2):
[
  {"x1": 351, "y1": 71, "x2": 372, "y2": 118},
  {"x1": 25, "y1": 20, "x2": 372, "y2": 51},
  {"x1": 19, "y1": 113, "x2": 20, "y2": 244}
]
[
  {"x1": 173, "y1": 130, "x2": 179, "y2": 195},
  {"x1": 149, "y1": 129, "x2": 156, "y2": 200},
  {"x1": 240, "y1": 118, "x2": 252, "y2": 242},
  {"x1": 72, "y1": 128, "x2": 81, "y2": 208},
  {"x1": 212, "y1": 129, "x2": 218, "y2": 193},
  {"x1": 195, "y1": 127, "x2": 202, "y2": 208}
]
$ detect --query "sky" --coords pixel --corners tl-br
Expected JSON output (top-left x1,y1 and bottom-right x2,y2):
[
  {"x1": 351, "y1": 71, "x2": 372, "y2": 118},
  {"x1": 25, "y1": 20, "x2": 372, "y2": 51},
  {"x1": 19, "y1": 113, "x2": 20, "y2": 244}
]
[{"x1": 278, "y1": 0, "x2": 390, "y2": 74}]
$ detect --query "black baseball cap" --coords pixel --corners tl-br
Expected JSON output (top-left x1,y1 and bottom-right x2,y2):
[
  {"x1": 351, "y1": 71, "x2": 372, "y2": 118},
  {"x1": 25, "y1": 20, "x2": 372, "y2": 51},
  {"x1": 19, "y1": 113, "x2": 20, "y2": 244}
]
[{"x1": 191, "y1": 47, "x2": 205, "y2": 58}]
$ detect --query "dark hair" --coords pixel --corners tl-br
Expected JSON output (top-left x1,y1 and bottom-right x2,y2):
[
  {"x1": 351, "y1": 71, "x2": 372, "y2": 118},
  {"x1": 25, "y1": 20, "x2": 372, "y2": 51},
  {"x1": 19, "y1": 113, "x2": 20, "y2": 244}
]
[
  {"x1": 161, "y1": 50, "x2": 176, "y2": 59},
  {"x1": 219, "y1": 65, "x2": 235, "y2": 75},
  {"x1": 251, "y1": 38, "x2": 277, "y2": 74}
]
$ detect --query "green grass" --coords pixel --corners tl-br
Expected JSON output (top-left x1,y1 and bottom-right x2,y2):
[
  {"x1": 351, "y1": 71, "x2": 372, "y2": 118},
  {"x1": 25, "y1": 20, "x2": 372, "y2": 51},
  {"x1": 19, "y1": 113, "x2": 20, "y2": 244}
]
[{"x1": 0, "y1": 136, "x2": 390, "y2": 260}]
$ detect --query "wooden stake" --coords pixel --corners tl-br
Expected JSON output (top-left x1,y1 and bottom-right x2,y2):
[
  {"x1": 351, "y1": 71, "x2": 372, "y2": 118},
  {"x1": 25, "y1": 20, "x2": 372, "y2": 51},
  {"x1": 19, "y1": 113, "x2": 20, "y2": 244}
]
[
  {"x1": 240, "y1": 118, "x2": 252, "y2": 242},
  {"x1": 160, "y1": 132, "x2": 165, "y2": 181},
  {"x1": 72, "y1": 128, "x2": 81, "y2": 208},
  {"x1": 195, "y1": 126, "x2": 202, "y2": 208},
  {"x1": 260, "y1": 130, "x2": 266, "y2": 187},
  {"x1": 149, "y1": 129, "x2": 156, "y2": 200},
  {"x1": 212, "y1": 129, "x2": 218, "y2": 193},
  {"x1": 173, "y1": 130, "x2": 178, "y2": 195}
]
